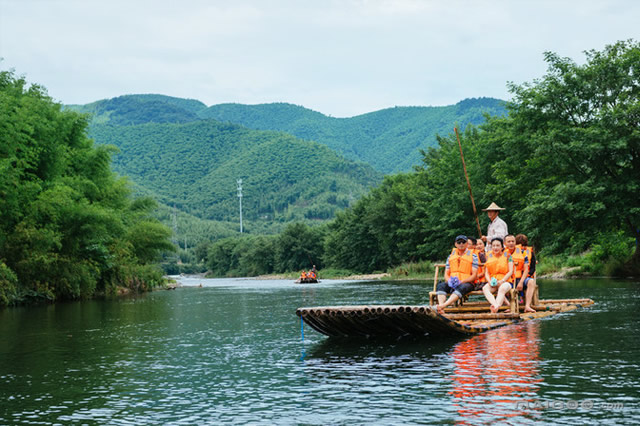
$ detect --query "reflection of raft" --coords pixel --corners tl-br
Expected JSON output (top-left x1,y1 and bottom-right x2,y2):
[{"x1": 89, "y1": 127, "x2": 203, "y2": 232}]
[{"x1": 296, "y1": 298, "x2": 594, "y2": 338}]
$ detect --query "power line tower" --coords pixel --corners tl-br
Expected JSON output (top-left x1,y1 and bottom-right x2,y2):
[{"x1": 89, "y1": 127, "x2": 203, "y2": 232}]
[{"x1": 237, "y1": 179, "x2": 243, "y2": 233}]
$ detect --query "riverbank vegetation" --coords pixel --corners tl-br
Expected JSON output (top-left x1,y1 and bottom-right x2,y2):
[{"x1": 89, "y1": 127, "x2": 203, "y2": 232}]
[
  {"x1": 197, "y1": 40, "x2": 639, "y2": 279},
  {"x1": 0, "y1": 70, "x2": 175, "y2": 307},
  {"x1": 2, "y1": 40, "x2": 637, "y2": 306}
]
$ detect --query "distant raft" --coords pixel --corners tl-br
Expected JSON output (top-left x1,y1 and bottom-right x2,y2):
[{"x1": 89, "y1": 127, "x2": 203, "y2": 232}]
[
  {"x1": 296, "y1": 299, "x2": 594, "y2": 338},
  {"x1": 295, "y1": 270, "x2": 318, "y2": 284}
]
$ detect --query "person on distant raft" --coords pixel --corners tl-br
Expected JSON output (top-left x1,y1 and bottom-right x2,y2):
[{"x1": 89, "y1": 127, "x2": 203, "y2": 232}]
[
  {"x1": 482, "y1": 237, "x2": 514, "y2": 313},
  {"x1": 515, "y1": 234, "x2": 538, "y2": 313},
  {"x1": 308, "y1": 266, "x2": 317, "y2": 281},
  {"x1": 481, "y1": 202, "x2": 508, "y2": 247},
  {"x1": 434, "y1": 235, "x2": 478, "y2": 314}
]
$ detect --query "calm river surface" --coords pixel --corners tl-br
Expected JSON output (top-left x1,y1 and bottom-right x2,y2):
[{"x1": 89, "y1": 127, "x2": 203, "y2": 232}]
[{"x1": 1, "y1": 277, "x2": 639, "y2": 424}]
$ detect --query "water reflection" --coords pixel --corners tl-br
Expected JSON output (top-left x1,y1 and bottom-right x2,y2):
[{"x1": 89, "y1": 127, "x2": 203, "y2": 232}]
[
  {"x1": 450, "y1": 321, "x2": 542, "y2": 423},
  {"x1": 1, "y1": 278, "x2": 638, "y2": 424}
]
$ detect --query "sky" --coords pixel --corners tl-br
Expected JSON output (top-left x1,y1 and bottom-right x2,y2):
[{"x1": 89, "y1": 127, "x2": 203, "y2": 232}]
[{"x1": 1, "y1": 0, "x2": 639, "y2": 117}]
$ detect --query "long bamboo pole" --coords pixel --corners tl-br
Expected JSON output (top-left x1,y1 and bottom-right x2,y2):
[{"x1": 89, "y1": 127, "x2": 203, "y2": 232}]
[{"x1": 454, "y1": 127, "x2": 482, "y2": 238}]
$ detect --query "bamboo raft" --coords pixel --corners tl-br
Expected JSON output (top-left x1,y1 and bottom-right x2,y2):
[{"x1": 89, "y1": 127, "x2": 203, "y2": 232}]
[{"x1": 296, "y1": 298, "x2": 595, "y2": 338}]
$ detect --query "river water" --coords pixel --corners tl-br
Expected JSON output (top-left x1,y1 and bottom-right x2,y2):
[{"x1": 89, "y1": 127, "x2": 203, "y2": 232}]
[{"x1": 1, "y1": 277, "x2": 638, "y2": 424}]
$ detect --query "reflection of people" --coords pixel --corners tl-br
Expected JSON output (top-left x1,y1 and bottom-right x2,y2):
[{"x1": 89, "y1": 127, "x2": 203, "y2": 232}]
[
  {"x1": 482, "y1": 238, "x2": 514, "y2": 313},
  {"x1": 435, "y1": 235, "x2": 478, "y2": 314},
  {"x1": 450, "y1": 322, "x2": 542, "y2": 422},
  {"x1": 481, "y1": 202, "x2": 508, "y2": 245}
]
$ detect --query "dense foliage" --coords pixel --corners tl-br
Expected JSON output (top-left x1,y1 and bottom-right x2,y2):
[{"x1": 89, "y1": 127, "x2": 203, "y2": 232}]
[
  {"x1": 69, "y1": 94, "x2": 207, "y2": 125},
  {"x1": 203, "y1": 40, "x2": 640, "y2": 277},
  {"x1": 206, "y1": 223, "x2": 326, "y2": 277},
  {"x1": 322, "y1": 40, "x2": 640, "y2": 274},
  {"x1": 66, "y1": 94, "x2": 505, "y2": 256},
  {"x1": 201, "y1": 98, "x2": 507, "y2": 173},
  {"x1": 88, "y1": 120, "x2": 382, "y2": 228},
  {"x1": 0, "y1": 71, "x2": 175, "y2": 306}
]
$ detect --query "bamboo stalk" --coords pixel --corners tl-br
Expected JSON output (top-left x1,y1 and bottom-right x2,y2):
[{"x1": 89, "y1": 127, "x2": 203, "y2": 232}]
[{"x1": 454, "y1": 127, "x2": 482, "y2": 238}]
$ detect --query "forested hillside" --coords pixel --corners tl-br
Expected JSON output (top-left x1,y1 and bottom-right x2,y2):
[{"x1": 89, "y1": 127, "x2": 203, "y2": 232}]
[
  {"x1": 65, "y1": 93, "x2": 505, "y2": 251},
  {"x1": 201, "y1": 98, "x2": 507, "y2": 173},
  {"x1": 68, "y1": 94, "x2": 207, "y2": 125},
  {"x1": 88, "y1": 120, "x2": 382, "y2": 232},
  {"x1": 202, "y1": 41, "x2": 640, "y2": 278}
]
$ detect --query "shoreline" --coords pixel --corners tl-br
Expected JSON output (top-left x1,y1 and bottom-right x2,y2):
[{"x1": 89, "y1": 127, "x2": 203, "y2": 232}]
[
  {"x1": 173, "y1": 270, "x2": 593, "y2": 282},
  {"x1": 251, "y1": 273, "x2": 392, "y2": 281}
]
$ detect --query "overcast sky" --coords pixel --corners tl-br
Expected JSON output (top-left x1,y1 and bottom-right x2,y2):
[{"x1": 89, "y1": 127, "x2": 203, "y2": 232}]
[{"x1": 1, "y1": 0, "x2": 639, "y2": 117}]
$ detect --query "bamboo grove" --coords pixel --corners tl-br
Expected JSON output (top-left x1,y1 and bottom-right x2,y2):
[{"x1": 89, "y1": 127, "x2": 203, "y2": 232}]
[{"x1": 0, "y1": 71, "x2": 175, "y2": 306}]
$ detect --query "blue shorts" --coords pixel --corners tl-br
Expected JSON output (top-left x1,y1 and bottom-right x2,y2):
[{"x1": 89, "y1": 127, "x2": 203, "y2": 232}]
[
  {"x1": 517, "y1": 277, "x2": 533, "y2": 290},
  {"x1": 436, "y1": 281, "x2": 474, "y2": 299}
]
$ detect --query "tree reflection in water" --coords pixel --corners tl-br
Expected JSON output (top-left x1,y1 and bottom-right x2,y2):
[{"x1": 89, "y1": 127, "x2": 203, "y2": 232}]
[{"x1": 449, "y1": 321, "x2": 542, "y2": 423}]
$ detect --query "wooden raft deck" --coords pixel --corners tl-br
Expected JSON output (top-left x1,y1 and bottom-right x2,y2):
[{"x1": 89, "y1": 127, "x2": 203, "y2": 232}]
[{"x1": 296, "y1": 299, "x2": 594, "y2": 338}]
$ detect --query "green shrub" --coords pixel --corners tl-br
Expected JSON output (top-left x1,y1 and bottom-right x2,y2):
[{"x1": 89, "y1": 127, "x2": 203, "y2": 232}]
[{"x1": 0, "y1": 262, "x2": 19, "y2": 307}]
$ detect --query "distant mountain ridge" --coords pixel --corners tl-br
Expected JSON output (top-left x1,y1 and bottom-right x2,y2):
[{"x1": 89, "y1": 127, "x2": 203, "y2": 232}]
[
  {"x1": 67, "y1": 94, "x2": 506, "y2": 241},
  {"x1": 71, "y1": 94, "x2": 507, "y2": 174},
  {"x1": 86, "y1": 118, "x2": 382, "y2": 234},
  {"x1": 200, "y1": 97, "x2": 507, "y2": 173}
]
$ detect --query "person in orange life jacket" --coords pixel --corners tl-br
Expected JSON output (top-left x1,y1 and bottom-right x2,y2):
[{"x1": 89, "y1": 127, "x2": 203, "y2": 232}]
[
  {"x1": 435, "y1": 235, "x2": 479, "y2": 314},
  {"x1": 482, "y1": 237, "x2": 514, "y2": 313},
  {"x1": 474, "y1": 238, "x2": 487, "y2": 290},
  {"x1": 515, "y1": 234, "x2": 537, "y2": 313},
  {"x1": 504, "y1": 234, "x2": 527, "y2": 304},
  {"x1": 466, "y1": 236, "x2": 477, "y2": 252},
  {"x1": 505, "y1": 234, "x2": 529, "y2": 287}
]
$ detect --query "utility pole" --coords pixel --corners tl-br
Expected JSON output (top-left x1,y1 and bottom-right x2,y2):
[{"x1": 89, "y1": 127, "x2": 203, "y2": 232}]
[
  {"x1": 172, "y1": 204, "x2": 178, "y2": 244},
  {"x1": 237, "y1": 179, "x2": 243, "y2": 233}
]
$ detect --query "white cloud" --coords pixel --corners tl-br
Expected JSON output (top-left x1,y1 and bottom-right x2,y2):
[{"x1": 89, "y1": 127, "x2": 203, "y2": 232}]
[{"x1": 1, "y1": 0, "x2": 639, "y2": 116}]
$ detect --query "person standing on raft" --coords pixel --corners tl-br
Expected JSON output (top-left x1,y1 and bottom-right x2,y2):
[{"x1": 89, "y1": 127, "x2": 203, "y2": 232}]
[
  {"x1": 481, "y1": 202, "x2": 508, "y2": 246},
  {"x1": 434, "y1": 235, "x2": 479, "y2": 314}
]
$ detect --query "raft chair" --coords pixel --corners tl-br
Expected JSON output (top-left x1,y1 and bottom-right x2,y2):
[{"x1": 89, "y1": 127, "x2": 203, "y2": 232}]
[{"x1": 429, "y1": 263, "x2": 519, "y2": 313}]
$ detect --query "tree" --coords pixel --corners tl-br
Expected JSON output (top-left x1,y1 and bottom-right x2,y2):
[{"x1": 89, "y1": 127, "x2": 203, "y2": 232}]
[
  {"x1": 0, "y1": 70, "x2": 174, "y2": 305},
  {"x1": 485, "y1": 40, "x2": 640, "y2": 266}
]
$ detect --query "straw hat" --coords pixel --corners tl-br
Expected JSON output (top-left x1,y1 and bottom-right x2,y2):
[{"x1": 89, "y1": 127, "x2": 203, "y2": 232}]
[{"x1": 482, "y1": 202, "x2": 505, "y2": 211}]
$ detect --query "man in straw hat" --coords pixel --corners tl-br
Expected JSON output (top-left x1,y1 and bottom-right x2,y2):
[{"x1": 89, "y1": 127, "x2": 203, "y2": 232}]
[{"x1": 481, "y1": 202, "x2": 508, "y2": 245}]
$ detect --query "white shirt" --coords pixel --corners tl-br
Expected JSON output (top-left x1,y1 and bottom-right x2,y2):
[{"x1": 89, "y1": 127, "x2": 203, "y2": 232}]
[{"x1": 487, "y1": 215, "x2": 508, "y2": 243}]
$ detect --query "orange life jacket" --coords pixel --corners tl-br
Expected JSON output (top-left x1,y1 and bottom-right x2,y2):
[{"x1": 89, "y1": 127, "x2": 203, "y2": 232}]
[
  {"x1": 508, "y1": 246, "x2": 527, "y2": 279},
  {"x1": 485, "y1": 251, "x2": 513, "y2": 282},
  {"x1": 448, "y1": 248, "x2": 476, "y2": 281},
  {"x1": 308, "y1": 271, "x2": 317, "y2": 280},
  {"x1": 301, "y1": 271, "x2": 307, "y2": 279}
]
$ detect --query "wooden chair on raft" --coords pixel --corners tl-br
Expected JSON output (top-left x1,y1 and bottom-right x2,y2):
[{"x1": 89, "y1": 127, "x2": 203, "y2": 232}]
[{"x1": 428, "y1": 263, "x2": 519, "y2": 313}]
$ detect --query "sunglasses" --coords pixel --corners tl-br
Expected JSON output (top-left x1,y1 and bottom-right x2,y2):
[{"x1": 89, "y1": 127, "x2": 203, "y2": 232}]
[{"x1": 455, "y1": 240, "x2": 467, "y2": 244}]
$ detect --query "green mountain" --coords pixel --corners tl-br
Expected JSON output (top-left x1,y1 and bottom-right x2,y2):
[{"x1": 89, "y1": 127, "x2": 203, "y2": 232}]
[
  {"x1": 67, "y1": 94, "x2": 505, "y2": 243},
  {"x1": 87, "y1": 120, "x2": 382, "y2": 233},
  {"x1": 199, "y1": 98, "x2": 507, "y2": 173},
  {"x1": 68, "y1": 94, "x2": 207, "y2": 125}
]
